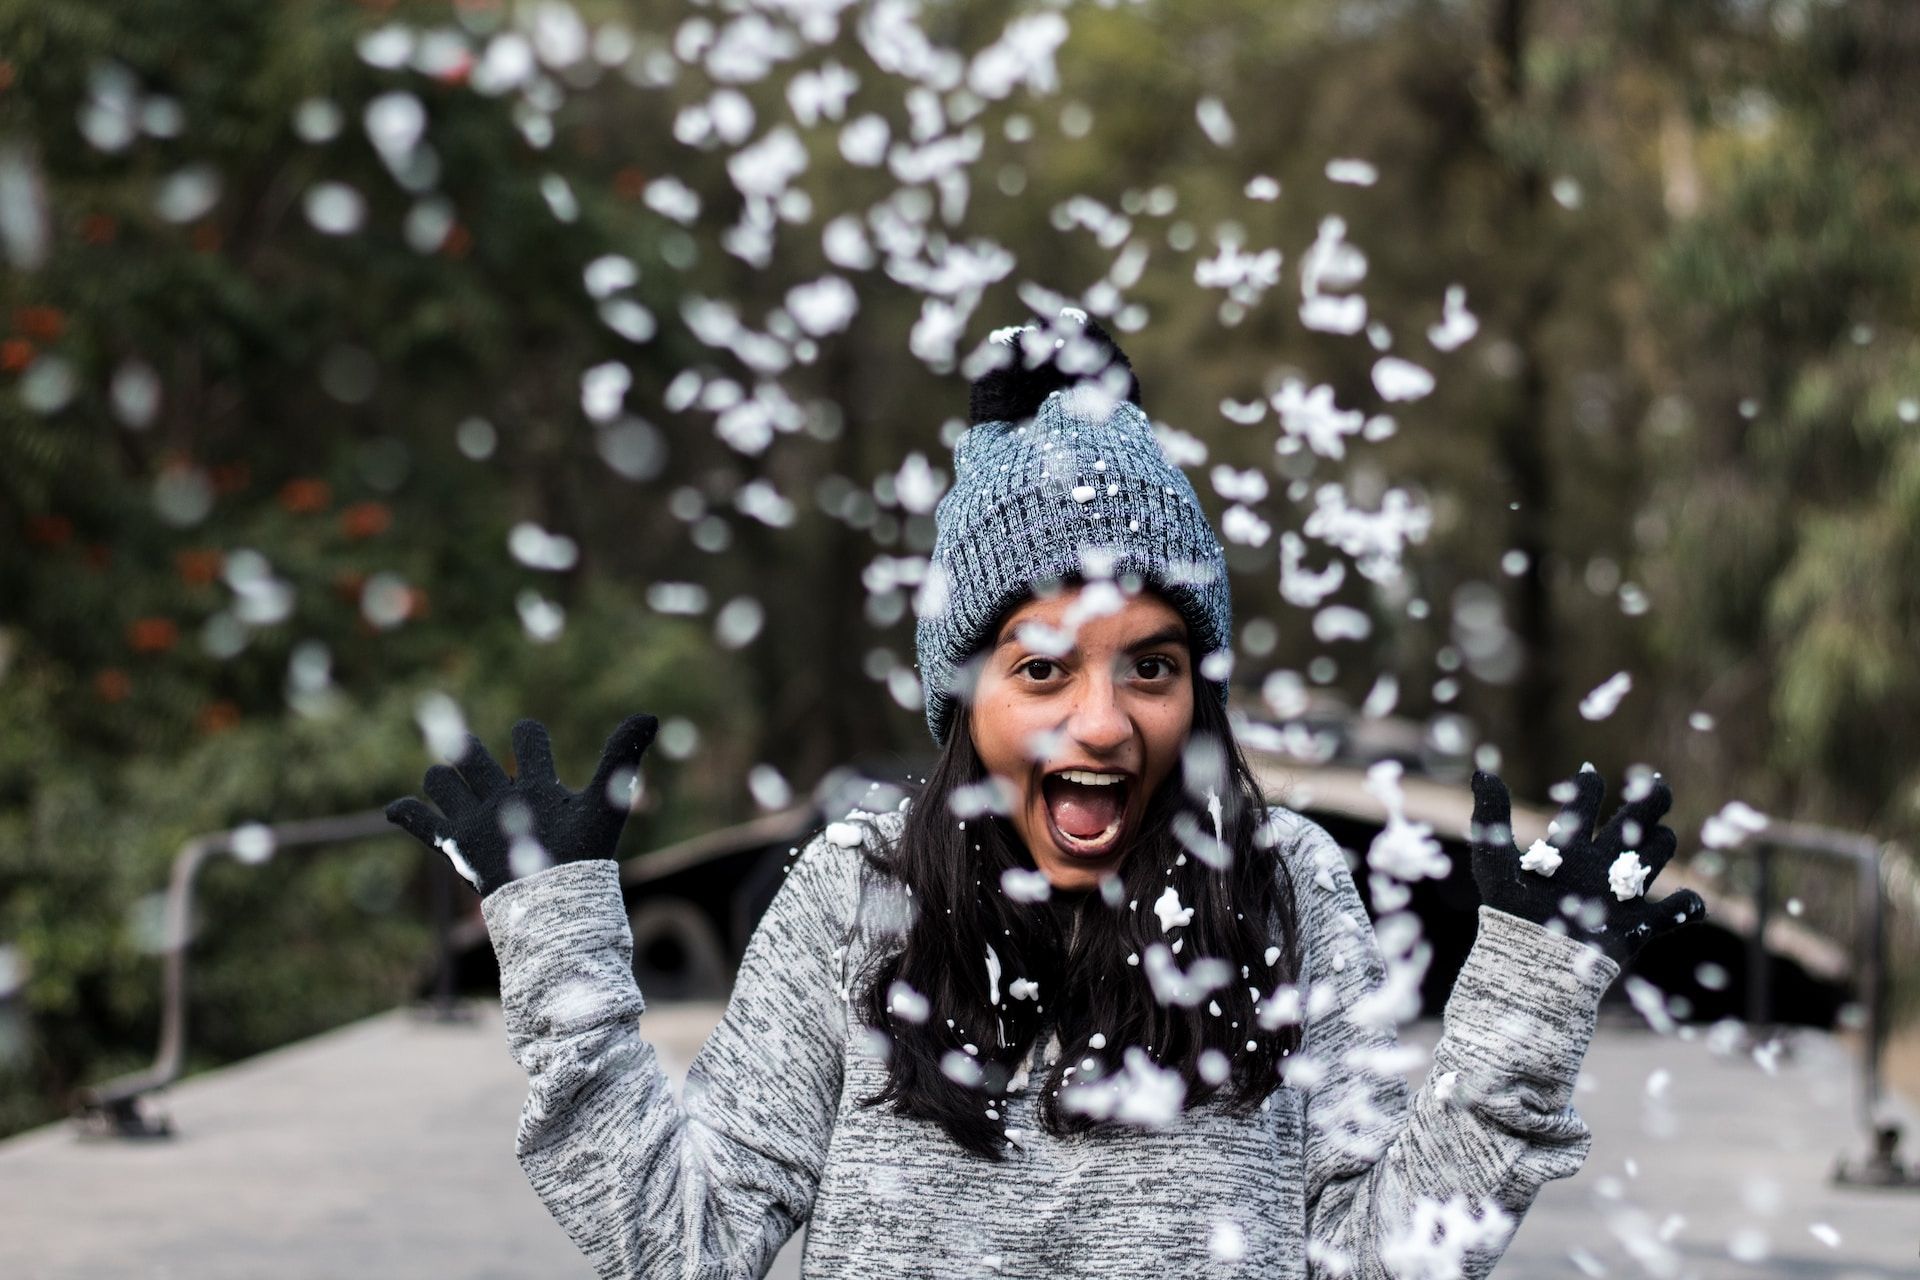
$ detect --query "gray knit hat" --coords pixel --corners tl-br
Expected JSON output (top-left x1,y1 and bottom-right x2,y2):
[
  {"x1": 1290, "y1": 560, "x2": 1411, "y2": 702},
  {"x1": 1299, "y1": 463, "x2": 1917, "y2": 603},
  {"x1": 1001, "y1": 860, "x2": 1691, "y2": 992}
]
[{"x1": 914, "y1": 310, "x2": 1233, "y2": 747}]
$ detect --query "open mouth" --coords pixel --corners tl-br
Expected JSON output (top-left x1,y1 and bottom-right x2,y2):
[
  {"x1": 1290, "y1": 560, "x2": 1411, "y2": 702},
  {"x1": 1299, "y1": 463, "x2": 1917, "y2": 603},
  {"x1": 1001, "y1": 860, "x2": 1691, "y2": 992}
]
[{"x1": 1040, "y1": 770, "x2": 1131, "y2": 859}]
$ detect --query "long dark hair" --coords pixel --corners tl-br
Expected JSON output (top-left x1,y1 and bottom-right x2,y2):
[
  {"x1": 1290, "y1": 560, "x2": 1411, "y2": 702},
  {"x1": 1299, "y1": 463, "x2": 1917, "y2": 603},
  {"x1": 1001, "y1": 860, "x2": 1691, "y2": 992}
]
[{"x1": 851, "y1": 613, "x2": 1305, "y2": 1160}]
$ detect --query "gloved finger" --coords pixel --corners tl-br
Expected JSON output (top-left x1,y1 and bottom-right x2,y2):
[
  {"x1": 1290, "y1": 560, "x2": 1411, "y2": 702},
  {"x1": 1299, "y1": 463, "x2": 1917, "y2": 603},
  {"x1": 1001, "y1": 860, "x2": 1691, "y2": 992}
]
[
  {"x1": 384, "y1": 797, "x2": 450, "y2": 849},
  {"x1": 1634, "y1": 824, "x2": 1679, "y2": 881},
  {"x1": 1469, "y1": 839, "x2": 1523, "y2": 907},
  {"x1": 1598, "y1": 774, "x2": 1673, "y2": 856},
  {"x1": 423, "y1": 764, "x2": 479, "y2": 820},
  {"x1": 1548, "y1": 766, "x2": 1607, "y2": 850},
  {"x1": 588, "y1": 713, "x2": 660, "y2": 808},
  {"x1": 1467, "y1": 772, "x2": 1525, "y2": 902},
  {"x1": 1644, "y1": 888, "x2": 1707, "y2": 938},
  {"x1": 510, "y1": 718, "x2": 559, "y2": 785},
  {"x1": 1469, "y1": 771, "x2": 1514, "y2": 850},
  {"x1": 453, "y1": 731, "x2": 512, "y2": 800}
]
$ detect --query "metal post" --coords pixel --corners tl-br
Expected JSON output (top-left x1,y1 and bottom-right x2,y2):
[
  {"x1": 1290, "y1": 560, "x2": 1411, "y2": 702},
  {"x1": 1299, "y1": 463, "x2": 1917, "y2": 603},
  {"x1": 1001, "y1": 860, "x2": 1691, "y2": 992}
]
[
  {"x1": 73, "y1": 809, "x2": 455, "y2": 1139},
  {"x1": 1833, "y1": 837, "x2": 1915, "y2": 1187},
  {"x1": 1745, "y1": 844, "x2": 1772, "y2": 1030},
  {"x1": 409, "y1": 854, "x2": 472, "y2": 1024}
]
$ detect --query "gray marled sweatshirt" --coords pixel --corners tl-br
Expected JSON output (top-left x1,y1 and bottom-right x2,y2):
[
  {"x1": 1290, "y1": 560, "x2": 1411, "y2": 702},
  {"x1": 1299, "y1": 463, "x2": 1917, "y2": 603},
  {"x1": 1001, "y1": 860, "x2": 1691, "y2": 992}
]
[{"x1": 480, "y1": 802, "x2": 1619, "y2": 1279}]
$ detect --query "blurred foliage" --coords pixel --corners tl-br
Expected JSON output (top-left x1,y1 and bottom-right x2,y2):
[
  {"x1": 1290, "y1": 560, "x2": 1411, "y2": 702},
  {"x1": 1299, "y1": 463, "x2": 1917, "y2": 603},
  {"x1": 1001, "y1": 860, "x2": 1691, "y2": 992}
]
[
  {"x1": 0, "y1": 0, "x2": 760, "y2": 1134},
  {"x1": 2, "y1": 0, "x2": 1918, "y2": 1136}
]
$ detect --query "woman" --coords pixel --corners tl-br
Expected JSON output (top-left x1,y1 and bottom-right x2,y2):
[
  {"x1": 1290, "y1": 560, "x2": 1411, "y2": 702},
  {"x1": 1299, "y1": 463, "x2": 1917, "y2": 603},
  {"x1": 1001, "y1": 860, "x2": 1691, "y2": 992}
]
[{"x1": 386, "y1": 312, "x2": 1705, "y2": 1278}]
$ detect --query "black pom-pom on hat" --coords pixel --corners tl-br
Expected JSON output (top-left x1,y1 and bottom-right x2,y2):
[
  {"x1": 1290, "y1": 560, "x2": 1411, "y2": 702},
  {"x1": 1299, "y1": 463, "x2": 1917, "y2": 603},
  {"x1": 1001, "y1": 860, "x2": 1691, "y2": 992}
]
[{"x1": 967, "y1": 309, "x2": 1142, "y2": 426}]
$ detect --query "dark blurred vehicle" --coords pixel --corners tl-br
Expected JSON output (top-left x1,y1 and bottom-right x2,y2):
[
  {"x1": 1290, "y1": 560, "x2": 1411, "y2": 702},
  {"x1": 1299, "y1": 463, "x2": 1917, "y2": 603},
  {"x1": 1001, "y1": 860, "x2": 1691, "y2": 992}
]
[
  {"x1": 435, "y1": 713, "x2": 1852, "y2": 1031},
  {"x1": 1246, "y1": 750, "x2": 1849, "y2": 1027},
  {"x1": 440, "y1": 757, "x2": 919, "y2": 1003}
]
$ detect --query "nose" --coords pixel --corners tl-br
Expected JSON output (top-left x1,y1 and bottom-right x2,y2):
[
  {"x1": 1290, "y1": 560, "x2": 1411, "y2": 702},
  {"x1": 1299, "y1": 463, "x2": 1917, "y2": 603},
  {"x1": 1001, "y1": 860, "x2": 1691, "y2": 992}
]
[{"x1": 1060, "y1": 668, "x2": 1132, "y2": 755}]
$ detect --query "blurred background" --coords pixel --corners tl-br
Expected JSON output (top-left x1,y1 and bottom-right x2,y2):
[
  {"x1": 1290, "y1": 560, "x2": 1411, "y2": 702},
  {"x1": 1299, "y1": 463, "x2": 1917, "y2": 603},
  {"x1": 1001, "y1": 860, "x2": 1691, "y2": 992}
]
[{"x1": 2, "y1": 0, "x2": 1918, "y2": 1274}]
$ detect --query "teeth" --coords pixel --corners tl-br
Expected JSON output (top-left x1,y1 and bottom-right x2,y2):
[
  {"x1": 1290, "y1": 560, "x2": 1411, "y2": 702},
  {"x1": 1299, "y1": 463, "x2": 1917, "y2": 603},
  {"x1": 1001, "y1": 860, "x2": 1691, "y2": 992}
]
[
  {"x1": 1056, "y1": 812, "x2": 1124, "y2": 851},
  {"x1": 1057, "y1": 769, "x2": 1125, "y2": 786}
]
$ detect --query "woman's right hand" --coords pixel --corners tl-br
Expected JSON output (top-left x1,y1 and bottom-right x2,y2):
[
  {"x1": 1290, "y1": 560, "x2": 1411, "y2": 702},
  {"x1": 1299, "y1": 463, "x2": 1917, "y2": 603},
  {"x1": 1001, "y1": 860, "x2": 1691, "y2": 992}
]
[{"x1": 385, "y1": 713, "x2": 659, "y2": 897}]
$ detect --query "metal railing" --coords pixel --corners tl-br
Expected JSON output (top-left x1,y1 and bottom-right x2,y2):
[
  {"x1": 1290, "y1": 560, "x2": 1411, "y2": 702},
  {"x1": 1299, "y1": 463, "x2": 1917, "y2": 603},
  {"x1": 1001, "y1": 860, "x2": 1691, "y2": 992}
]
[
  {"x1": 71, "y1": 810, "x2": 462, "y2": 1139},
  {"x1": 1738, "y1": 821, "x2": 1915, "y2": 1188},
  {"x1": 67, "y1": 795, "x2": 1919, "y2": 1187}
]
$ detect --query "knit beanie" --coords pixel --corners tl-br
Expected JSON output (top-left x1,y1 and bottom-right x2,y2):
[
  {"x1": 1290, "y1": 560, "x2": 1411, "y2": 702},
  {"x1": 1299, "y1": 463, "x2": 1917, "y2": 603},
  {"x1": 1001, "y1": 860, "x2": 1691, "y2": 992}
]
[{"x1": 914, "y1": 309, "x2": 1233, "y2": 747}]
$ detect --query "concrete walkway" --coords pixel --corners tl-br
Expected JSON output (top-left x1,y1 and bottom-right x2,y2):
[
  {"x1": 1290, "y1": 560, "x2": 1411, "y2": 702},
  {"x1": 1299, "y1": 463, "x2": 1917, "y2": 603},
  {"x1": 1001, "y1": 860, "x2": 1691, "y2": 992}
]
[
  {"x1": 0, "y1": 1002, "x2": 799, "y2": 1280},
  {"x1": 1, "y1": 1003, "x2": 1911, "y2": 1278},
  {"x1": 1485, "y1": 1017, "x2": 1914, "y2": 1278}
]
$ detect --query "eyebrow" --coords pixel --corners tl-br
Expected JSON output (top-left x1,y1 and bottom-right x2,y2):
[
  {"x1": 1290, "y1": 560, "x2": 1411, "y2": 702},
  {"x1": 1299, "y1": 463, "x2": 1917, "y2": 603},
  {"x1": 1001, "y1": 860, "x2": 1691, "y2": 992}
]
[
  {"x1": 1125, "y1": 624, "x2": 1188, "y2": 652},
  {"x1": 994, "y1": 622, "x2": 1188, "y2": 652}
]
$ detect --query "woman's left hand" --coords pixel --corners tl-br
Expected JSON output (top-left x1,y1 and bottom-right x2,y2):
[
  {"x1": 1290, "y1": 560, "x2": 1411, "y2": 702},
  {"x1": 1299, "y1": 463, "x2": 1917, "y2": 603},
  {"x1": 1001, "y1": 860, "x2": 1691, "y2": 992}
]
[{"x1": 1468, "y1": 765, "x2": 1707, "y2": 965}]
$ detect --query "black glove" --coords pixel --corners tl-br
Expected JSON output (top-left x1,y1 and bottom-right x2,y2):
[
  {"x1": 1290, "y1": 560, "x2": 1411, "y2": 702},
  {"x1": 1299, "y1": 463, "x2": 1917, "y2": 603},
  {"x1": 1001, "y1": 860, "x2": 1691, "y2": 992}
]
[
  {"x1": 1468, "y1": 765, "x2": 1706, "y2": 965},
  {"x1": 385, "y1": 714, "x2": 658, "y2": 898}
]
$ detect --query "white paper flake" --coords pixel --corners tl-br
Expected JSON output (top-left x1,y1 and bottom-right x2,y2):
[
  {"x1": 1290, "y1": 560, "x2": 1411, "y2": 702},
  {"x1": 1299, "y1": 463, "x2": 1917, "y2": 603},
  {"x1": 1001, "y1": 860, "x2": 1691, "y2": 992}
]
[
  {"x1": 1608, "y1": 851, "x2": 1650, "y2": 901},
  {"x1": 1152, "y1": 885, "x2": 1194, "y2": 931},
  {"x1": 1519, "y1": 840, "x2": 1563, "y2": 877},
  {"x1": 1579, "y1": 671, "x2": 1634, "y2": 721}
]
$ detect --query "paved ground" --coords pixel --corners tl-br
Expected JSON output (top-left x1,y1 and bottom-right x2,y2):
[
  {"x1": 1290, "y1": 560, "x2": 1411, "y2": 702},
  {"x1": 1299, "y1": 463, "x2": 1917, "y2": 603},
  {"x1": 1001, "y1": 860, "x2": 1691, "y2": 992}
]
[
  {"x1": 0, "y1": 1001, "x2": 800, "y2": 1280},
  {"x1": 1478, "y1": 1017, "x2": 1915, "y2": 1278},
  {"x1": 1, "y1": 1002, "x2": 1911, "y2": 1278}
]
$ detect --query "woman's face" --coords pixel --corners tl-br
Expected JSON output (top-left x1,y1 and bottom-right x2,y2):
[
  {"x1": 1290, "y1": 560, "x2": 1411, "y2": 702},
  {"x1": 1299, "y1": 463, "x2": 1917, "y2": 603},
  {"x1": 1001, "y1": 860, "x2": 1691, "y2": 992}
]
[{"x1": 967, "y1": 585, "x2": 1195, "y2": 891}]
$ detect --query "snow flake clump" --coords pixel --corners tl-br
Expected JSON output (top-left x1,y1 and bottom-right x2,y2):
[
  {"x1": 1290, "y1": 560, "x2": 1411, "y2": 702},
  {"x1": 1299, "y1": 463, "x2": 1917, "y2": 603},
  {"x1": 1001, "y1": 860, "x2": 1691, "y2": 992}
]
[
  {"x1": 1219, "y1": 397, "x2": 1267, "y2": 425},
  {"x1": 1608, "y1": 851, "x2": 1650, "y2": 901},
  {"x1": 1279, "y1": 533, "x2": 1347, "y2": 608},
  {"x1": 1000, "y1": 867, "x2": 1052, "y2": 903},
  {"x1": 1195, "y1": 95, "x2": 1236, "y2": 147},
  {"x1": 1209, "y1": 1220, "x2": 1248, "y2": 1262},
  {"x1": 1363, "y1": 762, "x2": 1449, "y2": 887},
  {"x1": 967, "y1": 12, "x2": 1069, "y2": 100},
  {"x1": 1427, "y1": 285, "x2": 1479, "y2": 351},
  {"x1": 1256, "y1": 983, "x2": 1302, "y2": 1031},
  {"x1": 1301, "y1": 292, "x2": 1366, "y2": 336},
  {"x1": 1325, "y1": 158, "x2": 1379, "y2": 186},
  {"x1": 787, "y1": 60, "x2": 859, "y2": 126},
  {"x1": 1578, "y1": 671, "x2": 1633, "y2": 721},
  {"x1": 1142, "y1": 944, "x2": 1232, "y2": 1008},
  {"x1": 644, "y1": 176, "x2": 701, "y2": 225},
  {"x1": 1195, "y1": 241, "x2": 1284, "y2": 307},
  {"x1": 948, "y1": 771, "x2": 1021, "y2": 821},
  {"x1": 1271, "y1": 377, "x2": 1365, "y2": 460},
  {"x1": 1313, "y1": 605, "x2": 1371, "y2": 643},
  {"x1": 580, "y1": 361, "x2": 631, "y2": 423},
  {"x1": 1371, "y1": 356, "x2": 1435, "y2": 403},
  {"x1": 893, "y1": 452, "x2": 948, "y2": 513},
  {"x1": 887, "y1": 979, "x2": 930, "y2": 1023},
  {"x1": 1060, "y1": 1045, "x2": 1187, "y2": 1129},
  {"x1": 434, "y1": 835, "x2": 481, "y2": 890},
  {"x1": 824, "y1": 821, "x2": 867, "y2": 849},
  {"x1": 1701, "y1": 800, "x2": 1769, "y2": 849},
  {"x1": 727, "y1": 126, "x2": 809, "y2": 202},
  {"x1": 1152, "y1": 885, "x2": 1194, "y2": 931},
  {"x1": 1220, "y1": 504, "x2": 1271, "y2": 547},
  {"x1": 1519, "y1": 840, "x2": 1562, "y2": 877},
  {"x1": 1299, "y1": 215, "x2": 1367, "y2": 296},
  {"x1": 1210, "y1": 464, "x2": 1269, "y2": 503},
  {"x1": 940, "y1": 1050, "x2": 984, "y2": 1087},
  {"x1": 1378, "y1": 1194, "x2": 1513, "y2": 1280},
  {"x1": 785, "y1": 275, "x2": 859, "y2": 336}
]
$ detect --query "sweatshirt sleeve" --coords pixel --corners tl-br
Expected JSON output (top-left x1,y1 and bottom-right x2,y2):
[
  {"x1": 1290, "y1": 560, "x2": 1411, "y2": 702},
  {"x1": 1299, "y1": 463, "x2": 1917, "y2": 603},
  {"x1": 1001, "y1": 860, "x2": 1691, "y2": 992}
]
[
  {"x1": 479, "y1": 829, "x2": 861, "y2": 1280},
  {"x1": 1282, "y1": 815, "x2": 1619, "y2": 1279}
]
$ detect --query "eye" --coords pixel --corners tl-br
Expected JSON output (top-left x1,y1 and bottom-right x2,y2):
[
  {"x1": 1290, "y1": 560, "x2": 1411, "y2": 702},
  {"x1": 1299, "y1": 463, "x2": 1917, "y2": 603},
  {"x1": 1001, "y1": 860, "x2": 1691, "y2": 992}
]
[
  {"x1": 1137, "y1": 655, "x2": 1178, "y2": 680},
  {"x1": 1018, "y1": 658, "x2": 1057, "y2": 681}
]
